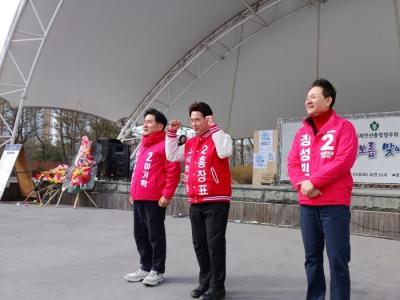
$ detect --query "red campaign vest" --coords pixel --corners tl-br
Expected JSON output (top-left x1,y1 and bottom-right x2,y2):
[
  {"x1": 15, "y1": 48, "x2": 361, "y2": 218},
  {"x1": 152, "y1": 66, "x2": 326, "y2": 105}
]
[{"x1": 184, "y1": 129, "x2": 231, "y2": 204}]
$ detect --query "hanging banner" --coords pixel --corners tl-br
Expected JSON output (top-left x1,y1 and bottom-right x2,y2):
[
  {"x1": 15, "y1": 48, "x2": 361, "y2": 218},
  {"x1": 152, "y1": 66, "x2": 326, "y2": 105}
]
[{"x1": 278, "y1": 112, "x2": 400, "y2": 184}]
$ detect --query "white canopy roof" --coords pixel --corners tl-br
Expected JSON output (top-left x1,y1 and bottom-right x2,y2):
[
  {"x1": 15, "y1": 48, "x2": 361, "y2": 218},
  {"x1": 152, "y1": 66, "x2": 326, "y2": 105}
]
[{"x1": 1, "y1": 0, "x2": 399, "y2": 139}]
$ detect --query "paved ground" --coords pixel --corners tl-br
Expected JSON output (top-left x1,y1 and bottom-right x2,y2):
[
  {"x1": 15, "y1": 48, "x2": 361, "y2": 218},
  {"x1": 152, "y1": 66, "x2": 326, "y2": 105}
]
[{"x1": 0, "y1": 203, "x2": 399, "y2": 300}]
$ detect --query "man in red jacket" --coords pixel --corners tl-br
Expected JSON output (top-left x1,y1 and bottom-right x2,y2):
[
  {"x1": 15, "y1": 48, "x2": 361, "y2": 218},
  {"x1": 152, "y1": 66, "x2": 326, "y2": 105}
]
[
  {"x1": 166, "y1": 102, "x2": 232, "y2": 300},
  {"x1": 125, "y1": 108, "x2": 180, "y2": 286},
  {"x1": 288, "y1": 79, "x2": 358, "y2": 300}
]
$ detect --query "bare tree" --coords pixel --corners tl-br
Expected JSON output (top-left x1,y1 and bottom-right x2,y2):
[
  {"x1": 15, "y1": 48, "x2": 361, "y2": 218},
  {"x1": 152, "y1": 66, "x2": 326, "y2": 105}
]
[
  {"x1": 0, "y1": 102, "x2": 122, "y2": 163},
  {"x1": 53, "y1": 109, "x2": 120, "y2": 162},
  {"x1": 87, "y1": 115, "x2": 120, "y2": 141}
]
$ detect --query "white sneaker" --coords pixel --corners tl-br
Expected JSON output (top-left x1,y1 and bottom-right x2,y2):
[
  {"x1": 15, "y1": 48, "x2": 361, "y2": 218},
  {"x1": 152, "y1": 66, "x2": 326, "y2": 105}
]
[
  {"x1": 143, "y1": 270, "x2": 164, "y2": 286},
  {"x1": 124, "y1": 269, "x2": 149, "y2": 282}
]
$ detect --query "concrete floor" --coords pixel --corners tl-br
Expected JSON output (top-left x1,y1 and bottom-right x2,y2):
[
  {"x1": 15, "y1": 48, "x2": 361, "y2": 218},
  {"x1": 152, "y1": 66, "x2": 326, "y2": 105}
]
[{"x1": 0, "y1": 203, "x2": 399, "y2": 300}]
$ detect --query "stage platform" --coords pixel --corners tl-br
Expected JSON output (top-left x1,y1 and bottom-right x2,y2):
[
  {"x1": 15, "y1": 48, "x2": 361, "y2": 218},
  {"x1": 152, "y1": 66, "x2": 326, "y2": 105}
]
[{"x1": 45, "y1": 181, "x2": 400, "y2": 239}]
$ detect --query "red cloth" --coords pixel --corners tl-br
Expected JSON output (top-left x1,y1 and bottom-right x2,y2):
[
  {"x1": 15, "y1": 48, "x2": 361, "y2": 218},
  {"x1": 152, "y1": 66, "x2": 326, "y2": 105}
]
[{"x1": 311, "y1": 109, "x2": 333, "y2": 132}]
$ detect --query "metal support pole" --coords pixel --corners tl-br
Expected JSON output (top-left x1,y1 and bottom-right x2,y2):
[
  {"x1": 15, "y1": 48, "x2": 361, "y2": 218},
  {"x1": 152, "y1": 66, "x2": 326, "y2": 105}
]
[
  {"x1": 0, "y1": 0, "x2": 28, "y2": 75},
  {"x1": 10, "y1": 95, "x2": 26, "y2": 144},
  {"x1": 118, "y1": 0, "x2": 320, "y2": 141},
  {"x1": 3, "y1": 0, "x2": 64, "y2": 146}
]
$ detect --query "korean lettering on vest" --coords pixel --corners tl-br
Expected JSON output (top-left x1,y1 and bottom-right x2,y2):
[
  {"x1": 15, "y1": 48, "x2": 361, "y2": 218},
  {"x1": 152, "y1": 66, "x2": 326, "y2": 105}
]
[
  {"x1": 141, "y1": 151, "x2": 153, "y2": 188},
  {"x1": 184, "y1": 148, "x2": 193, "y2": 192},
  {"x1": 300, "y1": 134, "x2": 311, "y2": 176},
  {"x1": 197, "y1": 145, "x2": 208, "y2": 196}
]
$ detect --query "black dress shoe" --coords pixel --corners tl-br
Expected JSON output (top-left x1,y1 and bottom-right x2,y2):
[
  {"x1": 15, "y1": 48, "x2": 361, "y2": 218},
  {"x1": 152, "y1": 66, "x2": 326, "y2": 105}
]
[
  {"x1": 191, "y1": 285, "x2": 209, "y2": 298},
  {"x1": 200, "y1": 288, "x2": 226, "y2": 300}
]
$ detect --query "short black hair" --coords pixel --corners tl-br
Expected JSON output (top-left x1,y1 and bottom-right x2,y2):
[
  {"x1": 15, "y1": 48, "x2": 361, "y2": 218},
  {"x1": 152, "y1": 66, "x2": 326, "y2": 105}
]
[
  {"x1": 144, "y1": 108, "x2": 167, "y2": 130},
  {"x1": 178, "y1": 135, "x2": 187, "y2": 146},
  {"x1": 188, "y1": 101, "x2": 213, "y2": 117},
  {"x1": 311, "y1": 78, "x2": 336, "y2": 108}
]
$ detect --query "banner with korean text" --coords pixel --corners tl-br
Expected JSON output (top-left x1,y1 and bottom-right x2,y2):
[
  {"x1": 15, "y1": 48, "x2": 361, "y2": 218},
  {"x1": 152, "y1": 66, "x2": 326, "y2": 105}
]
[
  {"x1": 352, "y1": 114, "x2": 400, "y2": 183},
  {"x1": 277, "y1": 112, "x2": 400, "y2": 184}
]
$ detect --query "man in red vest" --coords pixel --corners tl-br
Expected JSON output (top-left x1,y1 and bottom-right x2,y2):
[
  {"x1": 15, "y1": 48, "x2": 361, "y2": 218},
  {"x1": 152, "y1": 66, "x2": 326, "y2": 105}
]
[{"x1": 166, "y1": 102, "x2": 232, "y2": 300}]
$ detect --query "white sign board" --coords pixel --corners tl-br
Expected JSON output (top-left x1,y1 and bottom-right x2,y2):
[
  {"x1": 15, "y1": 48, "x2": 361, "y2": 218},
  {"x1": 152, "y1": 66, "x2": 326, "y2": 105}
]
[
  {"x1": 0, "y1": 144, "x2": 22, "y2": 199},
  {"x1": 259, "y1": 130, "x2": 273, "y2": 153},
  {"x1": 253, "y1": 130, "x2": 277, "y2": 169},
  {"x1": 278, "y1": 112, "x2": 400, "y2": 184},
  {"x1": 278, "y1": 120, "x2": 302, "y2": 181},
  {"x1": 253, "y1": 153, "x2": 267, "y2": 168}
]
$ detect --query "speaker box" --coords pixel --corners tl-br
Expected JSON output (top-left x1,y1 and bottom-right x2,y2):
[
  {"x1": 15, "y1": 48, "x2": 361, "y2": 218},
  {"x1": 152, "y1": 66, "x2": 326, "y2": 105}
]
[
  {"x1": 109, "y1": 143, "x2": 130, "y2": 179},
  {"x1": 97, "y1": 139, "x2": 130, "y2": 180}
]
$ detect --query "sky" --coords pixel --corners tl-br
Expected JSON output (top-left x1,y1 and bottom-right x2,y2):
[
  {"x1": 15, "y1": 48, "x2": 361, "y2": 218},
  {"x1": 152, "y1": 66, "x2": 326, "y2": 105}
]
[{"x1": 0, "y1": 0, "x2": 20, "y2": 57}]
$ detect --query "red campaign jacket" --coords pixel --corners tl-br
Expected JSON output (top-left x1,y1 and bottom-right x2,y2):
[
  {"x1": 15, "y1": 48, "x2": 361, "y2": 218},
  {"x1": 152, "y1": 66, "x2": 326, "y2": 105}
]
[
  {"x1": 287, "y1": 110, "x2": 358, "y2": 206},
  {"x1": 166, "y1": 125, "x2": 232, "y2": 204},
  {"x1": 130, "y1": 130, "x2": 180, "y2": 201}
]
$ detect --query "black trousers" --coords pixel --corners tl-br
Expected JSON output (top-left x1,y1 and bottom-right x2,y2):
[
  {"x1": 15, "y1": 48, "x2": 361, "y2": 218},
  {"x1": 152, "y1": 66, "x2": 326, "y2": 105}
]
[
  {"x1": 189, "y1": 202, "x2": 230, "y2": 291},
  {"x1": 133, "y1": 200, "x2": 166, "y2": 273}
]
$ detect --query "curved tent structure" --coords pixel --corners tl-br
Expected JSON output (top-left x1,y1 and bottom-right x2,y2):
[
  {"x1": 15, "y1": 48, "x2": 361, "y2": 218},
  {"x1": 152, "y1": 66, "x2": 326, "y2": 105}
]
[{"x1": 0, "y1": 0, "x2": 399, "y2": 143}]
